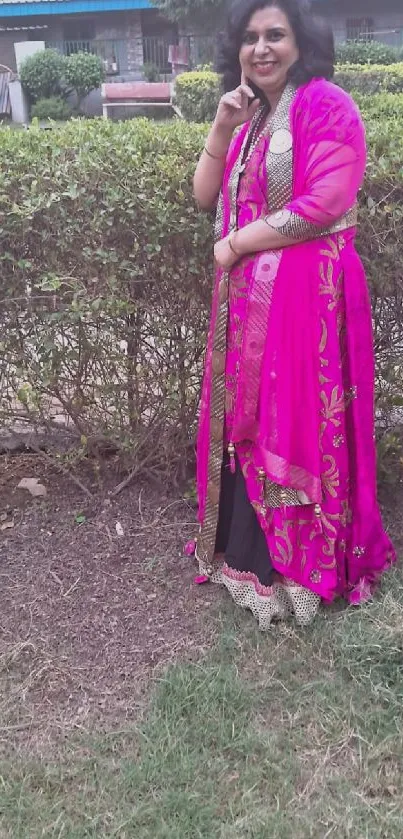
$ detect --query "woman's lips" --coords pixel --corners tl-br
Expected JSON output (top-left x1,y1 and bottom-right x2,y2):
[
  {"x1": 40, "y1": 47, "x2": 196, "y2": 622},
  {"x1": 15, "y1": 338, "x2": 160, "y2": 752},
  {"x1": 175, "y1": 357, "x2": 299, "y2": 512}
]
[{"x1": 253, "y1": 62, "x2": 278, "y2": 76}]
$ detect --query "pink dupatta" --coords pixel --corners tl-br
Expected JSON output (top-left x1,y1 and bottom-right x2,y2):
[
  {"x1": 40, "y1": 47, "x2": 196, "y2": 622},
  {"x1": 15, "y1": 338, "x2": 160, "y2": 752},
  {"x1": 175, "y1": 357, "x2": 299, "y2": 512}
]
[
  {"x1": 196, "y1": 79, "x2": 395, "y2": 598},
  {"x1": 229, "y1": 80, "x2": 367, "y2": 502}
]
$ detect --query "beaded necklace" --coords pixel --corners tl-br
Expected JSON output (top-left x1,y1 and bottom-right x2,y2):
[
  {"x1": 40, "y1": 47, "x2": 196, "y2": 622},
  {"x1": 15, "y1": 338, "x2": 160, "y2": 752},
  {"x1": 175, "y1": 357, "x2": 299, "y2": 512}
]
[{"x1": 238, "y1": 104, "x2": 270, "y2": 174}]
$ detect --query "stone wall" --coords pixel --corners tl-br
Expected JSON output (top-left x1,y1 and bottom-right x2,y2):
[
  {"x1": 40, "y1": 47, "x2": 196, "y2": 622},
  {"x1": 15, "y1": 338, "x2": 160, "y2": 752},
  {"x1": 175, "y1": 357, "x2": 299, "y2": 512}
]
[{"x1": 125, "y1": 12, "x2": 144, "y2": 73}]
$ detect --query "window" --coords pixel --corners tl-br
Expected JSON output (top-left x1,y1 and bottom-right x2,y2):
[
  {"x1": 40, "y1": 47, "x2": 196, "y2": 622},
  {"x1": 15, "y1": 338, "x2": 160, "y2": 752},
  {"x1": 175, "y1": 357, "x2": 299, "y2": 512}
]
[
  {"x1": 346, "y1": 17, "x2": 374, "y2": 42},
  {"x1": 141, "y1": 11, "x2": 178, "y2": 73},
  {"x1": 63, "y1": 19, "x2": 95, "y2": 49}
]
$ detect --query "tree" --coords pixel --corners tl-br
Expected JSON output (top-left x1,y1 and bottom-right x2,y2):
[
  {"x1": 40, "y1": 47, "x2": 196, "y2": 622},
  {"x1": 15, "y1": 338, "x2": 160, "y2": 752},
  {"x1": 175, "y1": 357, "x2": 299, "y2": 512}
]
[
  {"x1": 19, "y1": 49, "x2": 65, "y2": 102},
  {"x1": 151, "y1": 0, "x2": 229, "y2": 33},
  {"x1": 64, "y1": 52, "x2": 105, "y2": 107}
]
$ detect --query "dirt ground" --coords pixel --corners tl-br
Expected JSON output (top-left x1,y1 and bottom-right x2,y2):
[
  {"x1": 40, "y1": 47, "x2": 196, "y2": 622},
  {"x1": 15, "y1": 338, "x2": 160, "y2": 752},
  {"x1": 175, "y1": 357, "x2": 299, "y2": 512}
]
[
  {"x1": 1, "y1": 450, "x2": 400, "y2": 758},
  {"x1": 0, "y1": 452, "x2": 224, "y2": 754}
]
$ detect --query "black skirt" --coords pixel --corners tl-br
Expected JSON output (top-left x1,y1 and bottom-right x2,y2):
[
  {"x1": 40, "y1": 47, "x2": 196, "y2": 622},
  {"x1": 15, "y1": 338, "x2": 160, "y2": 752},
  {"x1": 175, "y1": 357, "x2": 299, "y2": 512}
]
[{"x1": 214, "y1": 454, "x2": 274, "y2": 587}]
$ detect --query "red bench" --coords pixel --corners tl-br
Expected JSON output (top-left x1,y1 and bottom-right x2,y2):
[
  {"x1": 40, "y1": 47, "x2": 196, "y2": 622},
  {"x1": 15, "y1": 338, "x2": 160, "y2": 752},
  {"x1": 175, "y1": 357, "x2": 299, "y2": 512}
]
[{"x1": 101, "y1": 82, "x2": 182, "y2": 118}]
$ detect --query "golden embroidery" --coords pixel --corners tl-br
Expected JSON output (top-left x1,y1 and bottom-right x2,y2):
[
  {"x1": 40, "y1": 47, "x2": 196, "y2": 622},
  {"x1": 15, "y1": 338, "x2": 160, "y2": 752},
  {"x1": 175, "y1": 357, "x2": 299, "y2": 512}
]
[
  {"x1": 319, "y1": 246, "x2": 343, "y2": 312},
  {"x1": 345, "y1": 386, "x2": 358, "y2": 404},
  {"x1": 322, "y1": 455, "x2": 340, "y2": 499},
  {"x1": 273, "y1": 521, "x2": 295, "y2": 566},
  {"x1": 333, "y1": 434, "x2": 345, "y2": 448},
  {"x1": 319, "y1": 318, "x2": 328, "y2": 353},
  {"x1": 321, "y1": 386, "x2": 345, "y2": 427}
]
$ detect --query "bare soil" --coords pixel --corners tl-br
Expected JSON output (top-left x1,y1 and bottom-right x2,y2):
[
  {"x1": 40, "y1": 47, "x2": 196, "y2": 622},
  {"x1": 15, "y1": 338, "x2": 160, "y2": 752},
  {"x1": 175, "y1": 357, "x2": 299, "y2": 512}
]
[{"x1": 0, "y1": 453, "x2": 222, "y2": 754}]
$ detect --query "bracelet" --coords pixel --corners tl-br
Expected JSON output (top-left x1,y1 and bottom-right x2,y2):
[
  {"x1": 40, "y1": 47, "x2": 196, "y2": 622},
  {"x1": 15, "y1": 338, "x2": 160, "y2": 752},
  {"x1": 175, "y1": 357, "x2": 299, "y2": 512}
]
[
  {"x1": 228, "y1": 231, "x2": 242, "y2": 257},
  {"x1": 204, "y1": 145, "x2": 226, "y2": 161}
]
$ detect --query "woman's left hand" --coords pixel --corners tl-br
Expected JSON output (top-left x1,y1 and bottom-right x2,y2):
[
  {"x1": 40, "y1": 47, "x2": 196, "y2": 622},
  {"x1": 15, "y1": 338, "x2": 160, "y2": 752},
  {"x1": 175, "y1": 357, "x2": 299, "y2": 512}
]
[{"x1": 214, "y1": 234, "x2": 240, "y2": 271}]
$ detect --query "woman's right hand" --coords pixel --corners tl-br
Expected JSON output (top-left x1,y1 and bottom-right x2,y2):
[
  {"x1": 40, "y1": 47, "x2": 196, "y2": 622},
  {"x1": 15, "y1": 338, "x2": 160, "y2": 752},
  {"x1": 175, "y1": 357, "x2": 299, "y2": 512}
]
[{"x1": 214, "y1": 72, "x2": 261, "y2": 132}]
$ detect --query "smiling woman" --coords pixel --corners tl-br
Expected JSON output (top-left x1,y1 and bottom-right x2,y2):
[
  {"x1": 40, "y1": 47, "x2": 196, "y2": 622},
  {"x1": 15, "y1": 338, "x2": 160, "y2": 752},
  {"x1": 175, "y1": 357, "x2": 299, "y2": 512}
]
[
  {"x1": 190, "y1": 0, "x2": 395, "y2": 628},
  {"x1": 219, "y1": 0, "x2": 335, "y2": 95},
  {"x1": 239, "y1": 7, "x2": 300, "y2": 106}
]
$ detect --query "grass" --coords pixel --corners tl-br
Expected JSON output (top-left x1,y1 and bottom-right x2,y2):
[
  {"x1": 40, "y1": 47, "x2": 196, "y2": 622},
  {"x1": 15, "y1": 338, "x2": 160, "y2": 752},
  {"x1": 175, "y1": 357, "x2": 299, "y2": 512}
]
[{"x1": 1, "y1": 570, "x2": 403, "y2": 838}]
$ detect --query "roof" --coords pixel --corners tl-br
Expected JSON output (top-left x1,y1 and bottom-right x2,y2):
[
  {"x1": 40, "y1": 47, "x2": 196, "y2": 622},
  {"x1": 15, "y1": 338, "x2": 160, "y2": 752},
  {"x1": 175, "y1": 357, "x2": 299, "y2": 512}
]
[{"x1": 0, "y1": 0, "x2": 151, "y2": 15}]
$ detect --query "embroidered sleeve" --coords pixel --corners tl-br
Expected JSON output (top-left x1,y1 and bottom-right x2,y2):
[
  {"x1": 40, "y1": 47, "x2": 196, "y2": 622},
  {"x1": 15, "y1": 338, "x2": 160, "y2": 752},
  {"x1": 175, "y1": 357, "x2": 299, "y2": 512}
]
[
  {"x1": 266, "y1": 85, "x2": 367, "y2": 241},
  {"x1": 263, "y1": 205, "x2": 358, "y2": 240},
  {"x1": 263, "y1": 208, "x2": 330, "y2": 240}
]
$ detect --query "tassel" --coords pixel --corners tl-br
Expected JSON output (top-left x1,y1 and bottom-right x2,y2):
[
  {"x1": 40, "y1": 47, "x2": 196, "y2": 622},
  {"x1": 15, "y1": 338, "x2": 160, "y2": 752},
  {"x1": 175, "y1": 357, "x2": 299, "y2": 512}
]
[
  {"x1": 258, "y1": 467, "x2": 267, "y2": 514},
  {"x1": 314, "y1": 504, "x2": 322, "y2": 533},
  {"x1": 194, "y1": 575, "x2": 210, "y2": 585},
  {"x1": 184, "y1": 539, "x2": 197, "y2": 557},
  {"x1": 228, "y1": 442, "x2": 236, "y2": 474}
]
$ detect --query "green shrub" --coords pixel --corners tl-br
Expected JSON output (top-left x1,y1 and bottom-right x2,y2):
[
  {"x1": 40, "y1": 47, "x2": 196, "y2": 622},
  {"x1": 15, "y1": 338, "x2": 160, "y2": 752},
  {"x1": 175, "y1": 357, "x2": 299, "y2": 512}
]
[
  {"x1": 19, "y1": 49, "x2": 65, "y2": 102},
  {"x1": 193, "y1": 63, "x2": 214, "y2": 72},
  {"x1": 336, "y1": 40, "x2": 399, "y2": 66},
  {"x1": 0, "y1": 110, "x2": 401, "y2": 483},
  {"x1": 175, "y1": 66, "x2": 403, "y2": 121},
  {"x1": 142, "y1": 62, "x2": 161, "y2": 82},
  {"x1": 353, "y1": 91, "x2": 403, "y2": 120},
  {"x1": 64, "y1": 51, "x2": 105, "y2": 102},
  {"x1": 31, "y1": 96, "x2": 72, "y2": 121},
  {"x1": 0, "y1": 118, "x2": 211, "y2": 480},
  {"x1": 175, "y1": 71, "x2": 221, "y2": 122},
  {"x1": 334, "y1": 62, "x2": 403, "y2": 94}
]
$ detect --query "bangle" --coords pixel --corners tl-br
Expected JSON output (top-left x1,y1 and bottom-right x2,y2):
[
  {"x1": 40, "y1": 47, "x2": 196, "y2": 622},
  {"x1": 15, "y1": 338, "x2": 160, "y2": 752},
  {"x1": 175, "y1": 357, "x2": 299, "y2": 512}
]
[
  {"x1": 204, "y1": 145, "x2": 226, "y2": 161},
  {"x1": 228, "y1": 231, "x2": 242, "y2": 257}
]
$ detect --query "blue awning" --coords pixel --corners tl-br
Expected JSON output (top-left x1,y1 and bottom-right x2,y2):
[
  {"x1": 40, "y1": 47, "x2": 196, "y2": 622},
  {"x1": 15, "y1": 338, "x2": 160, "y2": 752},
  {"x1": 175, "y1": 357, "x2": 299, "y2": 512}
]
[{"x1": 0, "y1": 0, "x2": 151, "y2": 16}]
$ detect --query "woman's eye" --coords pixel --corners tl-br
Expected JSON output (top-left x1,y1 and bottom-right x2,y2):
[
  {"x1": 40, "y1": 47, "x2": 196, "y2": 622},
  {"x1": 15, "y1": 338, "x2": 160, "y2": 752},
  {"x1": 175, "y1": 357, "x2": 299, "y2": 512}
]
[
  {"x1": 242, "y1": 32, "x2": 257, "y2": 45},
  {"x1": 267, "y1": 30, "x2": 284, "y2": 41}
]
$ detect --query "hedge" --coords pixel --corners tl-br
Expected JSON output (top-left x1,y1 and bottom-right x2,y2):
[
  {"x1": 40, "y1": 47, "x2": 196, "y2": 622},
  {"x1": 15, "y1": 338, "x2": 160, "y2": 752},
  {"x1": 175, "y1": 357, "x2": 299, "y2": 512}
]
[
  {"x1": 0, "y1": 111, "x2": 402, "y2": 484},
  {"x1": 175, "y1": 71, "x2": 221, "y2": 122},
  {"x1": 335, "y1": 40, "x2": 401, "y2": 66},
  {"x1": 334, "y1": 62, "x2": 403, "y2": 95},
  {"x1": 175, "y1": 65, "x2": 403, "y2": 122},
  {"x1": 31, "y1": 95, "x2": 73, "y2": 121},
  {"x1": 353, "y1": 91, "x2": 403, "y2": 121}
]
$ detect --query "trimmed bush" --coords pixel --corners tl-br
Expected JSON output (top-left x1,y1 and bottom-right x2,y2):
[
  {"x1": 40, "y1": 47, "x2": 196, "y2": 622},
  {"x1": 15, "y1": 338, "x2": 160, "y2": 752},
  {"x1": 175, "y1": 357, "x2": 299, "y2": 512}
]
[
  {"x1": 175, "y1": 71, "x2": 221, "y2": 122},
  {"x1": 64, "y1": 51, "x2": 105, "y2": 102},
  {"x1": 353, "y1": 91, "x2": 403, "y2": 120},
  {"x1": 19, "y1": 49, "x2": 65, "y2": 102},
  {"x1": 174, "y1": 66, "x2": 403, "y2": 122},
  {"x1": 0, "y1": 110, "x2": 402, "y2": 483},
  {"x1": 0, "y1": 118, "x2": 211, "y2": 480},
  {"x1": 334, "y1": 63, "x2": 403, "y2": 94},
  {"x1": 31, "y1": 96, "x2": 72, "y2": 121},
  {"x1": 335, "y1": 41, "x2": 399, "y2": 66}
]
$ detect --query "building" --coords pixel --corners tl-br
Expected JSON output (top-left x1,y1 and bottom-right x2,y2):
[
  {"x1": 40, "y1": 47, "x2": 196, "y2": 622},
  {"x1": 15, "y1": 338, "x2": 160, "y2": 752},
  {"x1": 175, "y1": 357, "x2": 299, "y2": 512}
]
[
  {"x1": 0, "y1": 0, "x2": 178, "y2": 76},
  {"x1": 313, "y1": 0, "x2": 403, "y2": 47},
  {"x1": 1, "y1": 0, "x2": 402, "y2": 79}
]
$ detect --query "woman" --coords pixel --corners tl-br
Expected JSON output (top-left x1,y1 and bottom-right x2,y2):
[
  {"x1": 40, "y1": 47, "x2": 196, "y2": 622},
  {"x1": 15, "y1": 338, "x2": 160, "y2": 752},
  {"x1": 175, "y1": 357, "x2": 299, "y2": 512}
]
[{"x1": 192, "y1": 0, "x2": 395, "y2": 627}]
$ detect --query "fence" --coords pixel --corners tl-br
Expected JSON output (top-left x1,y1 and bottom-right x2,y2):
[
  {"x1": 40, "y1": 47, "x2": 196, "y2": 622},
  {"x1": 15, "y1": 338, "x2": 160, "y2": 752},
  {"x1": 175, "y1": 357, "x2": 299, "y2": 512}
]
[
  {"x1": 47, "y1": 35, "x2": 217, "y2": 77},
  {"x1": 332, "y1": 25, "x2": 403, "y2": 48},
  {"x1": 48, "y1": 37, "x2": 175, "y2": 77}
]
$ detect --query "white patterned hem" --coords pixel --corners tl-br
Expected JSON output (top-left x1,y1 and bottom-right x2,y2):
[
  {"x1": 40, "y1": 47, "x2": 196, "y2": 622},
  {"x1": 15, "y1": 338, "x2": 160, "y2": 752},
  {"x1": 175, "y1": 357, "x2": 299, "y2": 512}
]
[{"x1": 198, "y1": 558, "x2": 320, "y2": 629}]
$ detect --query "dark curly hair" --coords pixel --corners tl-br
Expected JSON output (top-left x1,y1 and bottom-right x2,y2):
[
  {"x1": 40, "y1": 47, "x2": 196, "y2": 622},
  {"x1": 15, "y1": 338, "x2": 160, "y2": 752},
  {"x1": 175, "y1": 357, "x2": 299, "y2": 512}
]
[{"x1": 216, "y1": 0, "x2": 335, "y2": 98}]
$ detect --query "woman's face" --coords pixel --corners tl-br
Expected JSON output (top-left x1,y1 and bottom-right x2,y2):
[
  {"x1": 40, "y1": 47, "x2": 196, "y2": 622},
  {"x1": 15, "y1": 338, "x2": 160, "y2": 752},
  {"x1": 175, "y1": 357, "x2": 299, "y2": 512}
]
[{"x1": 239, "y1": 5, "x2": 299, "y2": 98}]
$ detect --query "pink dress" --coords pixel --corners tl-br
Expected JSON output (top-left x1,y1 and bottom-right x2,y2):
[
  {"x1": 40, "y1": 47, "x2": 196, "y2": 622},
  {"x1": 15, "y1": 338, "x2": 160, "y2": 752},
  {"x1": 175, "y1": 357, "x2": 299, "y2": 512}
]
[{"x1": 196, "y1": 79, "x2": 395, "y2": 627}]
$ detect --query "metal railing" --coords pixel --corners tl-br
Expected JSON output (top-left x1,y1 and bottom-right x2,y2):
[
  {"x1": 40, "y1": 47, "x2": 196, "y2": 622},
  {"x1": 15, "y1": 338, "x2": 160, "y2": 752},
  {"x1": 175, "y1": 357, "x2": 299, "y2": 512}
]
[
  {"x1": 331, "y1": 26, "x2": 403, "y2": 48},
  {"x1": 48, "y1": 40, "x2": 126, "y2": 75},
  {"x1": 48, "y1": 36, "x2": 183, "y2": 76},
  {"x1": 142, "y1": 37, "x2": 172, "y2": 73}
]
